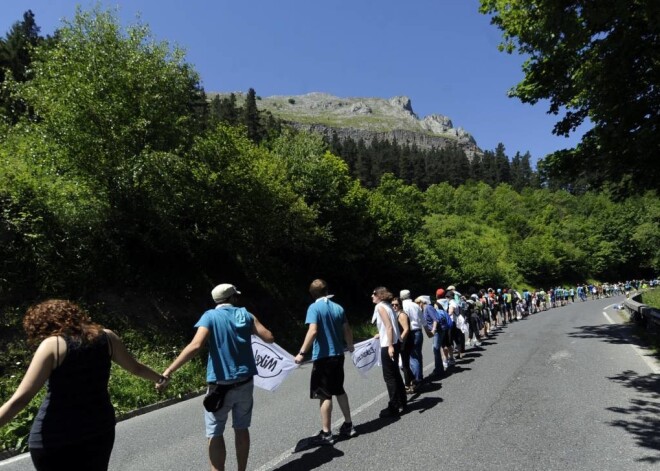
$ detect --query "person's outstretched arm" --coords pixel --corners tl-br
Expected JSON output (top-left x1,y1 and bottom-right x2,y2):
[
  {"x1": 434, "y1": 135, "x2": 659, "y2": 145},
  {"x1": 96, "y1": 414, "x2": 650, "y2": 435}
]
[
  {"x1": 0, "y1": 337, "x2": 57, "y2": 427},
  {"x1": 162, "y1": 326, "x2": 210, "y2": 379},
  {"x1": 105, "y1": 329, "x2": 164, "y2": 383}
]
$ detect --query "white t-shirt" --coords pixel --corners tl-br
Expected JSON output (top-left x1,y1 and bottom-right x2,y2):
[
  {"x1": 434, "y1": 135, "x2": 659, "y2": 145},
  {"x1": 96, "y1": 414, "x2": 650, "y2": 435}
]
[
  {"x1": 402, "y1": 298, "x2": 423, "y2": 330},
  {"x1": 372, "y1": 301, "x2": 400, "y2": 347},
  {"x1": 448, "y1": 299, "x2": 459, "y2": 322}
]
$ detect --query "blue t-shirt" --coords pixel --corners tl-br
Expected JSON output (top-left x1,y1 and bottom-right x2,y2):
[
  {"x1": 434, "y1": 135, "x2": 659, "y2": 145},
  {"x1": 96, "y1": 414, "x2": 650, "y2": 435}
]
[
  {"x1": 306, "y1": 298, "x2": 346, "y2": 361},
  {"x1": 195, "y1": 306, "x2": 257, "y2": 383},
  {"x1": 423, "y1": 305, "x2": 447, "y2": 331}
]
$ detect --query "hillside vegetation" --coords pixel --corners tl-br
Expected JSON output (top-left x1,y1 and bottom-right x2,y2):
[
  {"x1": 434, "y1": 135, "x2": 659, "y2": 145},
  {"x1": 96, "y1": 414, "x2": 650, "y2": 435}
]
[{"x1": 1, "y1": 7, "x2": 658, "y2": 452}]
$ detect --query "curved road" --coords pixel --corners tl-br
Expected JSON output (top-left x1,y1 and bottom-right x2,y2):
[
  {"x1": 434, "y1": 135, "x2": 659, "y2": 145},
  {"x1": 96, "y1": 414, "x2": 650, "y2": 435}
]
[{"x1": 2, "y1": 296, "x2": 658, "y2": 470}]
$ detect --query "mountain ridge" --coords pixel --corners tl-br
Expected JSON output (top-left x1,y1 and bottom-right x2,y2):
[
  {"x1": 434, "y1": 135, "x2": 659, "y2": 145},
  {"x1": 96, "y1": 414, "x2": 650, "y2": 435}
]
[{"x1": 210, "y1": 92, "x2": 483, "y2": 159}]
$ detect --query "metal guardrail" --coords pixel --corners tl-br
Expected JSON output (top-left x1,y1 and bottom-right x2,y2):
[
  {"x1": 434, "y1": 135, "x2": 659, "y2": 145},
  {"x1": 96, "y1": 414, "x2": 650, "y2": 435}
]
[{"x1": 624, "y1": 292, "x2": 660, "y2": 336}]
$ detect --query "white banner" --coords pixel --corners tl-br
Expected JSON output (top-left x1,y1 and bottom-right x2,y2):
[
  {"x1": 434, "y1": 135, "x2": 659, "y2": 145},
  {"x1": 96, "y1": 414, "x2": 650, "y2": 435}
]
[
  {"x1": 251, "y1": 336, "x2": 299, "y2": 391},
  {"x1": 351, "y1": 338, "x2": 381, "y2": 377}
]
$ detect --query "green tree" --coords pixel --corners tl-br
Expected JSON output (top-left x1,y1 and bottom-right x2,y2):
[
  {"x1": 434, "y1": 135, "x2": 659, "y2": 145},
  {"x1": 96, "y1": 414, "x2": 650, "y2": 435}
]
[
  {"x1": 268, "y1": 130, "x2": 374, "y2": 284},
  {"x1": 2, "y1": 6, "x2": 206, "y2": 287},
  {"x1": 367, "y1": 174, "x2": 426, "y2": 284},
  {"x1": 0, "y1": 10, "x2": 46, "y2": 122},
  {"x1": 243, "y1": 87, "x2": 261, "y2": 142},
  {"x1": 480, "y1": 0, "x2": 660, "y2": 195},
  {"x1": 0, "y1": 10, "x2": 41, "y2": 83},
  {"x1": 224, "y1": 93, "x2": 239, "y2": 124}
]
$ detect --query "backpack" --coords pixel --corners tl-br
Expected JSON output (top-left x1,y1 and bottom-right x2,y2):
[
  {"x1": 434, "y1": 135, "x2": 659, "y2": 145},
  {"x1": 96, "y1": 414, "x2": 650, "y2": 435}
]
[{"x1": 434, "y1": 307, "x2": 450, "y2": 330}]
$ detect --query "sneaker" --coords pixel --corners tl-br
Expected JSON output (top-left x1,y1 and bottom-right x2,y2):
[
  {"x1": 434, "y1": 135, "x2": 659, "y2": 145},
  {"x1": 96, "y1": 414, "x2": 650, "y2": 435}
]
[
  {"x1": 448, "y1": 358, "x2": 456, "y2": 366},
  {"x1": 474, "y1": 341, "x2": 482, "y2": 347},
  {"x1": 338, "y1": 422, "x2": 357, "y2": 438},
  {"x1": 309, "y1": 430, "x2": 334, "y2": 446},
  {"x1": 442, "y1": 361, "x2": 449, "y2": 369}
]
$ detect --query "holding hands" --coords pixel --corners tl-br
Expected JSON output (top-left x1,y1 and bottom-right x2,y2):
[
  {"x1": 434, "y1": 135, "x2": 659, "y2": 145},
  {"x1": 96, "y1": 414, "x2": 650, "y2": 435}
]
[{"x1": 155, "y1": 374, "x2": 170, "y2": 392}]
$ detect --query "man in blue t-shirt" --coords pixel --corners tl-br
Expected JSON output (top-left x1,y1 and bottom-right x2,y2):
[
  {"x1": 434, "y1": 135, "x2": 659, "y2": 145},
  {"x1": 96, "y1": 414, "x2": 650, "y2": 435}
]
[
  {"x1": 295, "y1": 279, "x2": 356, "y2": 445},
  {"x1": 162, "y1": 283, "x2": 274, "y2": 471}
]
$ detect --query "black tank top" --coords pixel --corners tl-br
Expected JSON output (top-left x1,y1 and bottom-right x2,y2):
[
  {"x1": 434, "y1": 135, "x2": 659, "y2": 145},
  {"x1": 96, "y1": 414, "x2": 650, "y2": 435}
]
[{"x1": 29, "y1": 333, "x2": 115, "y2": 449}]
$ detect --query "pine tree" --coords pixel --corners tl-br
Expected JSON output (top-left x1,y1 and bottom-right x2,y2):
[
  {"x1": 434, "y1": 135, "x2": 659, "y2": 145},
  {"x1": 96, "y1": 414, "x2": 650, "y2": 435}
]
[
  {"x1": 398, "y1": 143, "x2": 413, "y2": 185},
  {"x1": 243, "y1": 88, "x2": 261, "y2": 142},
  {"x1": 520, "y1": 152, "x2": 539, "y2": 188},
  {"x1": 510, "y1": 151, "x2": 523, "y2": 191},
  {"x1": 341, "y1": 136, "x2": 357, "y2": 175},
  {"x1": 0, "y1": 10, "x2": 44, "y2": 121},
  {"x1": 355, "y1": 138, "x2": 371, "y2": 186},
  {"x1": 410, "y1": 144, "x2": 426, "y2": 189},
  {"x1": 221, "y1": 93, "x2": 239, "y2": 125},
  {"x1": 494, "y1": 143, "x2": 511, "y2": 185},
  {"x1": 470, "y1": 153, "x2": 485, "y2": 183}
]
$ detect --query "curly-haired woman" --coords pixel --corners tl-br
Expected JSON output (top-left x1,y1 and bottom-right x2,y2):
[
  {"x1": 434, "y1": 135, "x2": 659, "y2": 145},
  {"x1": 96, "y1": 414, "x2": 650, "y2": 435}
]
[{"x1": 0, "y1": 299, "x2": 166, "y2": 471}]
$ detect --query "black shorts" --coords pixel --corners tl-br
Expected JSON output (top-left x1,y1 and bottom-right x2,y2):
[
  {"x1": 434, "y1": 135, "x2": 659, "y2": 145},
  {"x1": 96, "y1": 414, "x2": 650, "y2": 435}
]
[{"x1": 310, "y1": 355, "x2": 346, "y2": 399}]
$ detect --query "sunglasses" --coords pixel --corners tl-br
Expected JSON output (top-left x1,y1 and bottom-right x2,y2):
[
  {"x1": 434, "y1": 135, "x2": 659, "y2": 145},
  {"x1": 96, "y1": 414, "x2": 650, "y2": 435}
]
[{"x1": 392, "y1": 303, "x2": 400, "y2": 307}]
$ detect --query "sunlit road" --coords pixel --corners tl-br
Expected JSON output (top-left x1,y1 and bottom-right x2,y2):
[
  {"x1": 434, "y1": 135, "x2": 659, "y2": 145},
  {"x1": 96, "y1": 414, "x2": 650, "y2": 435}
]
[{"x1": 2, "y1": 296, "x2": 659, "y2": 470}]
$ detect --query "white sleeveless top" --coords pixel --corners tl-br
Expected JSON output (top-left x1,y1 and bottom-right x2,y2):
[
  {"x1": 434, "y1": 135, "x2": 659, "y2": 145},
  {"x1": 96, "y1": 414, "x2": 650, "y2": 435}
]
[{"x1": 372, "y1": 301, "x2": 401, "y2": 347}]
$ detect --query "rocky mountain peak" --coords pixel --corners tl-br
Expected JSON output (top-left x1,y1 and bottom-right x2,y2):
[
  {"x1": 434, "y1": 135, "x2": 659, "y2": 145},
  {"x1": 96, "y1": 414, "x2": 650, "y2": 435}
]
[{"x1": 212, "y1": 91, "x2": 482, "y2": 159}]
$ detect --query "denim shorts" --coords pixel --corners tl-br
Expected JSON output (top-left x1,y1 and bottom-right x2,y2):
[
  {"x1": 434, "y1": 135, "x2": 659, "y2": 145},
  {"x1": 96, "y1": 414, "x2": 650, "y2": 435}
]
[{"x1": 204, "y1": 379, "x2": 254, "y2": 437}]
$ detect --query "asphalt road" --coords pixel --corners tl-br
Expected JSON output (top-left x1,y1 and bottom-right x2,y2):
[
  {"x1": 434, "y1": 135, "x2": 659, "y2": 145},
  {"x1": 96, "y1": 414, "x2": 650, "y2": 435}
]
[{"x1": 2, "y1": 295, "x2": 659, "y2": 470}]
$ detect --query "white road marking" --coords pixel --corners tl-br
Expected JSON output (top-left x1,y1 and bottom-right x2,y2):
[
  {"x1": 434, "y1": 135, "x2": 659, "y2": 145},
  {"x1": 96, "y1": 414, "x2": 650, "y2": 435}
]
[{"x1": 602, "y1": 310, "x2": 660, "y2": 374}]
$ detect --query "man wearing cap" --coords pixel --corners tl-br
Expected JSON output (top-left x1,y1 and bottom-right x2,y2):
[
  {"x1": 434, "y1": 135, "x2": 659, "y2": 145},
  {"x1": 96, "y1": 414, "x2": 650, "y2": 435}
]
[
  {"x1": 295, "y1": 279, "x2": 356, "y2": 445},
  {"x1": 161, "y1": 283, "x2": 274, "y2": 471},
  {"x1": 400, "y1": 290, "x2": 424, "y2": 388}
]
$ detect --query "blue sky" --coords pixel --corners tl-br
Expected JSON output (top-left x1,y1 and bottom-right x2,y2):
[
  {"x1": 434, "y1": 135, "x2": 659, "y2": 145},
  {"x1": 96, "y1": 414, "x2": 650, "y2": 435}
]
[{"x1": 1, "y1": 1, "x2": 587, "y2": 163}]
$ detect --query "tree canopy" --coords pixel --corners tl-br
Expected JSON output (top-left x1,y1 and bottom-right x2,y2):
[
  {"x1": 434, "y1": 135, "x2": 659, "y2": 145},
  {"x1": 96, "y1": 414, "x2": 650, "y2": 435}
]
[
  {"x1": 0, "y1": 6, "x2": 657, "y2": 311},
  {"x1": 479, "y1": 0, "x2": 660, "y2": 196}
]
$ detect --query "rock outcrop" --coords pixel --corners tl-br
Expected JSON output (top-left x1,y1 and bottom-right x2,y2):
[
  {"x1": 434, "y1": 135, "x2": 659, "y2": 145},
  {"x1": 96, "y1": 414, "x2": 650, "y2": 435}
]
[{"x1": 214, "y1": 92, "x2": 483, "y2": 159}]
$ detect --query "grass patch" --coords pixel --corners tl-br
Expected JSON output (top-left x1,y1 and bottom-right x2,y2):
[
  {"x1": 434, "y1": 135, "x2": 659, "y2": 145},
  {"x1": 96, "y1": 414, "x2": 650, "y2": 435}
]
[
  {"x1": 639, "y1": 288, "x2": 660, "y2": 310},
  {"x1": 352, "y1": 320, "x2": 377, "y2": 343}
]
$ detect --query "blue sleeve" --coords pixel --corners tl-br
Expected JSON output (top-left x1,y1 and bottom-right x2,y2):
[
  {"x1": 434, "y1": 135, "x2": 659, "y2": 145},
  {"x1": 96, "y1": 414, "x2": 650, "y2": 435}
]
[
  {"x1": 194, "y1": 310, "x2": 212, "y2": 329},
  {"x1": 305, "y1": 304, "x2": 318, "y2": 325}
]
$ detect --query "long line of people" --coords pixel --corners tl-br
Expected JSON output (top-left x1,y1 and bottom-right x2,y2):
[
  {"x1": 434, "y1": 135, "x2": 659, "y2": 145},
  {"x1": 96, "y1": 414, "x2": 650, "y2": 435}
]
[{"x1": 377, "y1": 280, "x2": 643, "y2": 400}]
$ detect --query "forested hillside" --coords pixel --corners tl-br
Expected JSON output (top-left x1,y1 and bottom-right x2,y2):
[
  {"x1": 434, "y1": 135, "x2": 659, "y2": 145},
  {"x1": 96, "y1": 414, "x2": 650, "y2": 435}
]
[
  {"x1": 1, "y1": 7, "x2": 658, "y2": 452},
  {"x1": 1, "y1": 6, "x2": 658, "y2": 322}
]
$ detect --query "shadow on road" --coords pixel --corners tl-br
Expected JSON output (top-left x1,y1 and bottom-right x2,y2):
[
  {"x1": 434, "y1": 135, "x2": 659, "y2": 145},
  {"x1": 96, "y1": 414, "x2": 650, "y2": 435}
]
[
  {"x1": 462, "y1": 352, "x2": 483, "y2": 359},
  {"x1": 405, "y1": 396, "x2": 443, "y2": 415},
  {"x1": 354, "y1": 415, "x2": 401, "y2": 435},
  {"x1": 568, "y1": 323, "x2": 647, "y2": 348},
  {"x1": 606, "y1": 370, "x2": 660, "y2": 464},
  {"x1": 353, "y1": 396, "x2": 444, "y2": 438},
  {"x1": 275, "y1": 445, "x2": 344, "y2": 470},
  {"x1": 446, "y1": 365, "x2": 471, "y2": 376},
  {"x1": 417, "y1": 381, "x2": 442, "y2": 393}
]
